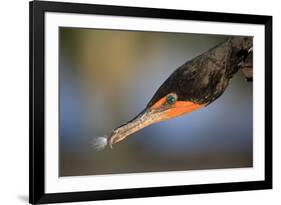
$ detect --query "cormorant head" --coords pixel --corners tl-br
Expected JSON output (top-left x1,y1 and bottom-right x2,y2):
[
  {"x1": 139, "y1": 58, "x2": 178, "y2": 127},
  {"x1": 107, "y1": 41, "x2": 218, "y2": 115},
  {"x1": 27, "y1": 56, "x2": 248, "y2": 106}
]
[{"x1": 107, "y1": 72, "x2": 207, "y2": 148}]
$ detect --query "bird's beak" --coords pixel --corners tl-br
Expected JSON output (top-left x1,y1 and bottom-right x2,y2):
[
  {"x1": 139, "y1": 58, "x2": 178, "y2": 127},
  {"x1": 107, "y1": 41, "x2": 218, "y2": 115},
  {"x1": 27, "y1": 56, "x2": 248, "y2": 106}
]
[
  {"x1": 107, "y1": 100, "x2": 205, "y2": 148},
  {"x1": 108, "y1": 108, "x2": 166, "y2": 148}
]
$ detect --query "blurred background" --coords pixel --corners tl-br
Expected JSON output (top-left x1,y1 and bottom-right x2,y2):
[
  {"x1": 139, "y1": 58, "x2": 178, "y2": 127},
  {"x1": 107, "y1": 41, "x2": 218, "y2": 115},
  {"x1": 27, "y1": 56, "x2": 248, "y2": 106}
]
[{"x1": 59, "y1": 28, "x2": 252, "y2": 177}]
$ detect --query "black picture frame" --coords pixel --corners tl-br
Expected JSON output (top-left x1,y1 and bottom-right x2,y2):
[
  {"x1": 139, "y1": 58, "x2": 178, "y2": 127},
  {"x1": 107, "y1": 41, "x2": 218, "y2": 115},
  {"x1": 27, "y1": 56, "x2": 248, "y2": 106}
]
[{"x1": 29, "y1": 0, "x2": 272, "y2": 204}]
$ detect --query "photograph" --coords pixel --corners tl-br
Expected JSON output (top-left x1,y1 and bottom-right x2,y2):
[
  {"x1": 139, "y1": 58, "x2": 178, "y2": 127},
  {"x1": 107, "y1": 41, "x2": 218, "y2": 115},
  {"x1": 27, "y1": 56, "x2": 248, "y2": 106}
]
[
  {"x1": 59, "y1": 28, "x2": 253, "y2": 177},
  {"x1": 29, "y1": 1, "x2": 272, "y2": 203}
]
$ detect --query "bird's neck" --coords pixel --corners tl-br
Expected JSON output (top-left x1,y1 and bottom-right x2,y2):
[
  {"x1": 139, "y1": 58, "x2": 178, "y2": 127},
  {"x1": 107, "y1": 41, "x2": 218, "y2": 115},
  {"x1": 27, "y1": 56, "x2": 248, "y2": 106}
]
[{"x1": 225, "y1": 36, "x2": 253, "y2": 79}]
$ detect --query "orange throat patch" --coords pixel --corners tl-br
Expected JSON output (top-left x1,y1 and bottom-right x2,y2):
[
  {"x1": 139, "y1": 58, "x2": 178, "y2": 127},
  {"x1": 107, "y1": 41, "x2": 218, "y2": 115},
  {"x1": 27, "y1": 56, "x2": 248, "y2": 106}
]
[
  {"x1": 166, "y1": 101, "x2": 205, "y2": 119},
  {"x1": 151, "y1": 96, "x2": 205, "y2": 120}
]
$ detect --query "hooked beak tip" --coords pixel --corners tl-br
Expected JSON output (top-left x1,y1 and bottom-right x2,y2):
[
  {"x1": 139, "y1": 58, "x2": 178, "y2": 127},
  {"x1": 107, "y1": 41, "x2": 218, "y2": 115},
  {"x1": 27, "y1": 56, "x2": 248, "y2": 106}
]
[
  {"x1": 108, "y1": 130, "x2": 122, "y2": 149},
  {"x1": 107, "y1": 108, "x2": 157, "y2": 147},
  {"x1": 107, "y1": 105, "x2": 179, "y2": 148},
  {"x1": 108, "y1": 137, "x2": 114, "y2": 149}
]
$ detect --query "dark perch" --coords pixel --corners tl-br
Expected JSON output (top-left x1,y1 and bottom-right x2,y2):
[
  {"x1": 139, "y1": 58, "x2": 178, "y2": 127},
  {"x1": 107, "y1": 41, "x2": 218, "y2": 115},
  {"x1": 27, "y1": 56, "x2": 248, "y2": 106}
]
[{"x1": 93, "y1": 36, "x2": 253, "y2": 151}]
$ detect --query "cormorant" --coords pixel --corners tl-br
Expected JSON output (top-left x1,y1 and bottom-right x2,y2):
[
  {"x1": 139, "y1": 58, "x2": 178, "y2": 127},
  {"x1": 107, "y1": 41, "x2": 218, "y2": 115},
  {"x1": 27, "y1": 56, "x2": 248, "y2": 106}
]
[{"x1": 93, "y1": 36, "x2": 253, "y2": 151}]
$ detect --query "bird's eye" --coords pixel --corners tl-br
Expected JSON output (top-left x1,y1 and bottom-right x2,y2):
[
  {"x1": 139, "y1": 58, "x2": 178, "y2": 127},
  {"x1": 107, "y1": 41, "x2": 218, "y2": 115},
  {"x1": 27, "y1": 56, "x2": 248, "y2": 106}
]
[{"x1": 166, "y1": 94, "x2": 177, "y2": 105}]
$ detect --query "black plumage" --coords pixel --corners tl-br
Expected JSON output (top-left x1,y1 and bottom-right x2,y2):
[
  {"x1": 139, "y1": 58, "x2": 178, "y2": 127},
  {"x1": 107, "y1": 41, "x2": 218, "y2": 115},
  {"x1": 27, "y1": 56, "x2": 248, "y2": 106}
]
[{"x1": 147, "y1": 36, "x2": 253, "y2": 107}]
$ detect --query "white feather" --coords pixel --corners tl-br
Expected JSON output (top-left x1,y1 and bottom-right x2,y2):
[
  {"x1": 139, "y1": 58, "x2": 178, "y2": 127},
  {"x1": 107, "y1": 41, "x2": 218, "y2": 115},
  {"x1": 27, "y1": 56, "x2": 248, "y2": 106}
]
[{"x1": 92, "y1": 136, "x2": 108, "y2": 151}]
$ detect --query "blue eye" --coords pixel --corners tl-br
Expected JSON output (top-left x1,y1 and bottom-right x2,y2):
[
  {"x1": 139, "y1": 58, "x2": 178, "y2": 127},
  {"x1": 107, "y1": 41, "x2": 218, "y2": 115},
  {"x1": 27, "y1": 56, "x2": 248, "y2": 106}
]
[{"x1": 166, "y1": 94, "x2": 177, "y2": 105}]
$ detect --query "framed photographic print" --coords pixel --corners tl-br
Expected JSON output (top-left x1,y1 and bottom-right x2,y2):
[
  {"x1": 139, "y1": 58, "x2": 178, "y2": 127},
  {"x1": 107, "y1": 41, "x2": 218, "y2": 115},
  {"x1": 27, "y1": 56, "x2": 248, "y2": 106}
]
[{"x1": 29, "y1": 0, "x2": 272, "y2": 204}]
